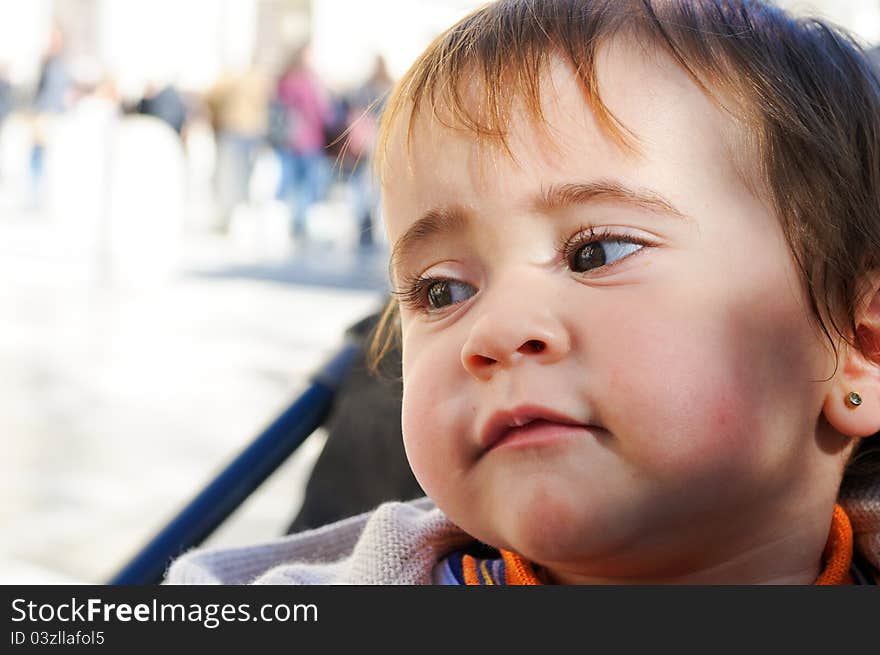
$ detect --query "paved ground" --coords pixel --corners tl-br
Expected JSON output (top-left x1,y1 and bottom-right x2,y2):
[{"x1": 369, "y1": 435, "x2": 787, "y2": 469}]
[{"x1": 0, "y1": 209, "x2": 389, "y2": 583}]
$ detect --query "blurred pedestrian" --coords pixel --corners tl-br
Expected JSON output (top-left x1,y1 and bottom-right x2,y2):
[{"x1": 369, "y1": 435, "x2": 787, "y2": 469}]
[
  {"x1": 274, "y1": 44, "x2": 335, "y2": 239},
  {"x1": 342, "y1": 55, "x2": 393, "y2": 249},
  {"x1": 205, "y1": 60, "x2": 272, "y2": 230},
  {"x1": 0, "y1": 63, "x2": 14, "y2": 125},
  {"x1": 0, "y1": 62, "x2": 16, "y2": 186},
  {"x1": 30, "y1": 24, "x2": 73, "y2": 209},
  {"x1": 136, "y1": 80, "x2": 189, "y2": 137}
]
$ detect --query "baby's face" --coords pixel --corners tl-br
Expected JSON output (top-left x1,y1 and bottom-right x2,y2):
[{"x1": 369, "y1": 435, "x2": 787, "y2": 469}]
[{"x1": 382, "y1": 42, "x2": 840, "y2": 581}]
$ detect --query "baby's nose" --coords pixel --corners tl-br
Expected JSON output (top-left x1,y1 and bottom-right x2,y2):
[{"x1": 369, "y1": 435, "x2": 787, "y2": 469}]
[{"x1": 460, "y1": 300, "x2": 571, "y2": 381}]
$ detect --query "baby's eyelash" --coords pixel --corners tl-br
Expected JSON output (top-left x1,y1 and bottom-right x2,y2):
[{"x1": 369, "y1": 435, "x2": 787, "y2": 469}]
[
  {"x1": 394, "y1": 228, "x2": 651, "y2": 312},
  {"x1": 392, "y1": 272, "x2": 438, "y2": 312},
  {"x1": 556, "y1": 226, "x2": 652, "y2": 267}
]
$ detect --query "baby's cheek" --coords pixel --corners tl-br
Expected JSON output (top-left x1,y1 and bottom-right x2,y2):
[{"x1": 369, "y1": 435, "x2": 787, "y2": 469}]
[
  {"x1": 675, "y1": 378, "x2": 763, "y2": 468},
  {"x1": 400, "y1": 350, "x2": 469, "y2": 497},
  {"x1": 602, "y1": 328, "x2": 763, "y2": 476},
  {"x1": 401, "y1": 377, "x2": 440, "y2": 485}
]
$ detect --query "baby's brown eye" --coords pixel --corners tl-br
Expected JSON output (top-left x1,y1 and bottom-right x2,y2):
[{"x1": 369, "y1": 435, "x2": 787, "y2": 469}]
[
  {"x1": 426, "y1": 280, "x2": 475, "y2": 310},
  {"x1": 572, "y1": 243, "x2": 606, "y2": 272},
  {"x1": 571, "y1": 240, "x2": 642, "y2": 273}
]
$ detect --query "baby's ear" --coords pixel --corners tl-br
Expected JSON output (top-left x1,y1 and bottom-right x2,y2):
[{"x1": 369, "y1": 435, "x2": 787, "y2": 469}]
[{"x1": 823, "y1": 274, "x2": 880, "y2": 438}]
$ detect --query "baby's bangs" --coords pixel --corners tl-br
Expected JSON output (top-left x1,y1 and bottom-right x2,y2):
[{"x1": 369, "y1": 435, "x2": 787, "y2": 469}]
[{"x1": 373, "y1": 0, "x2": 640, "y2": 180}]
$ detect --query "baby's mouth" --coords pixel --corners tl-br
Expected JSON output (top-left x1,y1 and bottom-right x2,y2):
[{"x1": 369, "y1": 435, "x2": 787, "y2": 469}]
[{"x1": 479, "y1": 405, "x2": 594, "y2": 453}]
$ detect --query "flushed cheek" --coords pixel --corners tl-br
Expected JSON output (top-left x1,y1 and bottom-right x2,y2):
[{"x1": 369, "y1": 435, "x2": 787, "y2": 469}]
[
  {"x1": 600, "y1": 319, "x2": 766, "y2": 479},
  {"x1": 606, "y1": 289, "x2": 824, "y2": 495},
  {"x1": 400, "y1": 342, "x2": 474, "y2": 497}
]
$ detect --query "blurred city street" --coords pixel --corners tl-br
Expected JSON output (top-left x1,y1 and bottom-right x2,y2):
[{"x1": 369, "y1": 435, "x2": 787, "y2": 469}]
[
  {"x1": 0, "y1": 0, "x2": 448, "y2": 587},
  {"x1": 0, "y1": 203, "x2": 388, "y2": 584}
]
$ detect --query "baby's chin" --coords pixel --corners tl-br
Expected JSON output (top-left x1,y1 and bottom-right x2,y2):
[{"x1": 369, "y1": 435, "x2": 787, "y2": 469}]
[{"x1": 447, "y1": 482, "x2": 638, "y2": 567}]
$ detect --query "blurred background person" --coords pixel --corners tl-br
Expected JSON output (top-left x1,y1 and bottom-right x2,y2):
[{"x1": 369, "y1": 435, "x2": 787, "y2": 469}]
[
  {"x1": 134, "y1": 79, "x2": 190, "y2": 138},
  {"x1": 204, "y1": 58, "x2": 271, "y2": 232},
  {"x1": 29, "y1": 23, "x2": 73, "y2": 210},
  {"x1": 339, "y1": 54, "x2": 392, "y2": 249},
  {"x1": 0, "y1": 62, "x2": 16, "y2": 183},
  {"x1": 0, "y1": 63, "x2": 14, "y2": 126},
  {"x1": 273, "y1": 43, "x2": 334, "y2": 240}
]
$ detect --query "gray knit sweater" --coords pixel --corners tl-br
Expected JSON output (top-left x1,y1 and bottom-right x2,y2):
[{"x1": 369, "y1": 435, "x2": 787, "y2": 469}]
[
  {"x1": 163, "y1": 497, "x2": 474, "y2": 585},
  {"x1": 164, "y1": 479, "x2": 880, "y2": 585}
]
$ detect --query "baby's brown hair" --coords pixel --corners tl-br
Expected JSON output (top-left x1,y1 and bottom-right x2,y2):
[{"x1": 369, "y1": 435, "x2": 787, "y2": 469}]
[{"x1": 368, "y1": 0, "x2": 880, "y2": 474}]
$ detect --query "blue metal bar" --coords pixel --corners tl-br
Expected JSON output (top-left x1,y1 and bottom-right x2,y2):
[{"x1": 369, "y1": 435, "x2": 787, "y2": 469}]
[{"x1": 107, "y1": 341, "x2": 359, "y2": 585}]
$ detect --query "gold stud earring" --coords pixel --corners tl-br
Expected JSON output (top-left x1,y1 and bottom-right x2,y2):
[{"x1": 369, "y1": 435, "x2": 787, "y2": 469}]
[{"x1": 845, "y1": 391, "x2": 863, "y2": 409}]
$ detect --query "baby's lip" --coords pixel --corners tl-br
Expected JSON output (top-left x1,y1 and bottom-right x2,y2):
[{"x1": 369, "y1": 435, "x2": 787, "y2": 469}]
[{"x1": 479, "y1": 404, "x2": 592, "y2": 452}]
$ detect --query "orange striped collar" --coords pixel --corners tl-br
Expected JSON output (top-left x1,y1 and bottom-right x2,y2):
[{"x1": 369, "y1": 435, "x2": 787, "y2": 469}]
[
  {"x1": 814, "y1": 504, "x2": 853, "y2": 585},
  {"x1": 460, "y1": 503, "x2": 854, "y2": 585}
]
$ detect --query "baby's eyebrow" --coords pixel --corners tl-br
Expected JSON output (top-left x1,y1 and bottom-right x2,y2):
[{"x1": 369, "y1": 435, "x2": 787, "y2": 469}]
[
  {"x1": 389, "y1": 180, "x2": 688, "y2": 281},
  {"x1": 390, "y1": 207, "x2": 467, "y2": 281},
  {"x1": 536, "y1": 181, "x2": 689, "y2": 220}
]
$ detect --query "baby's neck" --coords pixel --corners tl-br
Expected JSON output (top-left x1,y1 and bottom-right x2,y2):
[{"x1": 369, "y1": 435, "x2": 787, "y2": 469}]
[
  {"x1": 542, "y1": 553, "x2": 822, "y2": 585},
  {"x1": 539, "y1": 505, "x2": 840, "y2": 585}
]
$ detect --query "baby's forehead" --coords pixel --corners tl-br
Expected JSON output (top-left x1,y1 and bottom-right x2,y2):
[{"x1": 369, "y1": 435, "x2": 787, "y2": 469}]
[{"x1": 380, "y1": 44, "x2": 757, "y2": 198}]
